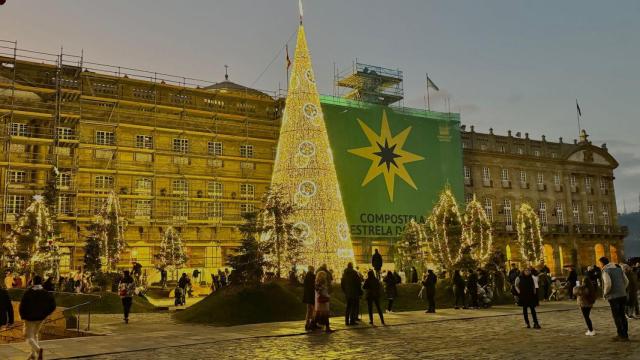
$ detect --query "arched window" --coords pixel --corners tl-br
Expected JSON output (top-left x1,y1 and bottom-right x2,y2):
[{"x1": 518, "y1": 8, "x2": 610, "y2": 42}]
[
  {"x1": 543, "y1": 244, "x2": 555, "y2": 274},
  {"x1": 609, "y1": 245, "x2": 619, "y2": 263},
  {"x1": 594, "y1": 243, "x2": 605, "y2": 263}
]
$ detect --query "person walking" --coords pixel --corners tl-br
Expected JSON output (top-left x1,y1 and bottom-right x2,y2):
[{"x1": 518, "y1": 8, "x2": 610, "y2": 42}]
[
  {"x1": 600, "y1": 256, "x2": 629, "y2": 341},
  {"x1": 622, "y1": 264, "x2": 638, "y2": 319},
  {"x1": 467, "y1": 269, "x2": 479, "y2": 308},
  {"x1": 453, "y1": 270, "x2": 466, "y2": 309},
  {"x1": 383, "y1": 271, "x2": 398, "y2": 313},
  {"x1": 0, "y1": 282, "x2": 14, "y2": 329},
  {"x1": 567, "y1": 266, "x2": 578, "y2": 300},
  {"x1": 574, "y1": 276, "x2": 598, "y2": 336},
  {"x1": 410, "y1": 267, "x2": 418, "y2": 283},
  {"x1": 19, "y1": 275, "x2": 56, "y2": 360},
  {"x1": 363, "y1": 270, "x2": 385, "y2": 325},
  {"x1": 423, "y1": 269, "x2": 437, "y2": 313},
  {"x1": 371, "y1": 249, "x2": 383, "y2": 279},
  {"x1": 340, "y1": 262, "x2": 361, "y2": 325},
  {"x1": 177, "y1": 273, "x2": 191, "y2": 306},
  {"x1": 314, "y1": 270, "x2": 334, "y2": 333},
  {"x1": 515, "y1": 268, "x2": 541, "y2": 329},
  {"x1": 118, "y1": 270, "x2": 136, "y2": 324},
  {"x1": 302, "y1": 265, "x2": 317, "y2": 331}
]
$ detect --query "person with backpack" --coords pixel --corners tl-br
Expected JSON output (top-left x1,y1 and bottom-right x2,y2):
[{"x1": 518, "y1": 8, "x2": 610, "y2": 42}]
[
  {"x1": 600, "y1": 256, "x2": 629, "y2": 341},
  {"x1": 573, "y1": 276, "x2": 598, "y2": 336},
  {"x1": 118, "y1": 270, "x2": 136, "y2": 324},
  {"x1": 19, "y1": 275, "x2": 56, "y2": 360}
]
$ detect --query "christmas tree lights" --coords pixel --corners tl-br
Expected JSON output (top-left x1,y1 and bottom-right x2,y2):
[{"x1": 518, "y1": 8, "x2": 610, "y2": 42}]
[
  {"x1": 462, "y1": 195, "x2": 494, "y2": 265},
  {"x1": 516, "y1": 203, "x2": 544, "y2": 265},
  {"x1": 92, "y1": 191, "x2": 128, "y2": 270},
  {"x1": 425, "y1": 186, "x2": 464, "y2": 271},
  {"x1": 270, "y1": 24, "x2": 355, "y2": 271},
  {"x1": 156, "y1": 226, "x2": 188, "y2": 270},
  {"x1": 396, "y1": 218, "x2": 426, "y2": 272}
]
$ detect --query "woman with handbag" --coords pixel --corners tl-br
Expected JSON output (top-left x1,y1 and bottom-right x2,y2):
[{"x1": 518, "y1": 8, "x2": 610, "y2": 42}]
[
  {"x1": 118, "y1": 271, "x2": 136, "y2": 324},
  {"x1": 314, "y1": 270, "x2": 334, "y2": 333}
]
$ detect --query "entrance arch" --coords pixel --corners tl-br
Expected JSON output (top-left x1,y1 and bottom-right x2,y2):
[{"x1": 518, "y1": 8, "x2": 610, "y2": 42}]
[
  {"x1": 543, "y1": 244, "x2": 555, "y2": 274},
  {"x1": 594, "y1": 243, "x2": 605, "y2": 263},
  {"x1": 558, "y1": 245, "x2": 565, "y2": 270},
  {"x1": 506, "y1": 244, "x2": 512, "y2": 262},
  {"x1": 609, "y1": 245, "x2": 619, "y2": 263}
]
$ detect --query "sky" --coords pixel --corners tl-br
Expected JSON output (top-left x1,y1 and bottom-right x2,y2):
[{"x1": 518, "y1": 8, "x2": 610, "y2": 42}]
[{"x1": 0, "y1": 0, "x2": 638, "y2": 213}]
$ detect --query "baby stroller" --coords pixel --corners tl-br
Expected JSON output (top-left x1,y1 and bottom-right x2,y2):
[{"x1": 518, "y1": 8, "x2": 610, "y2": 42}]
[
  {"x1": 548, "y1": 278, "x2": 567, "y2": 301},
  {"x1": 478, "y1": 284, "x2": 494, "y2": 308},
  {"x1": 174, "y1": 286, "x2": 185, "y2": 306}
]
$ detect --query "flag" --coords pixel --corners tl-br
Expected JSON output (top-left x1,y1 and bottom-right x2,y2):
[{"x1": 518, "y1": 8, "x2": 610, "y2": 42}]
[
  {"x1": 426, "y1": 76, "x2": 439, "y2": 91},
  {"x1": 286, "y1": 44, "x2": 291, "y2": 71},
  {"x1": 576, "y1": 100, "x2": 582, "y2": 117}
]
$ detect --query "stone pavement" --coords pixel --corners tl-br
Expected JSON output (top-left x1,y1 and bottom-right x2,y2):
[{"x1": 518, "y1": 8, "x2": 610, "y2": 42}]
[{"x1": 1, "y1": 301, "x2": 638, "y2": 359}]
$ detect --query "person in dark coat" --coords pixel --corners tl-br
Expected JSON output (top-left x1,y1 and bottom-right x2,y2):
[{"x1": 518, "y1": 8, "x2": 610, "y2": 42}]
[
  {"x1": 340, "y1": 263, "x2": 362, "y2": 325},
  {"x1": 362, "y1": 270, "x2": 384, "y2": 325},
  {"x1": 515, "y1": 268, "x2": 541, "y2": 329},
  {"x1": 423, "y1": 269, "x2": 437, "y2": 313},
  {"x1": 393, "y1": 271, "x2": 401, "y2": 285},
  {"x1": 383, "y1": 271, "x2": 398, "y2": 312},
  {"x1": 19, "y1": 275, "x2": 56, "y2": 360},
  {"x1": 411, "y1": 267, "x2": 419, "y2": 283},
  {"x1": 467, "y1": 269, "x2": 479, "y2": 308},
  {"x1": 0, "y1": 284, "x2": 14, "y2": 328},
  {"x1": 42, "y1": 276, "x2": 55, "y2": 292},
  {"x1": 302, "y1": 265, "x2": 317, "y2": 331},
  {"x1": 118, "y1": 270, "x2": 136, "y2": 324},
  {"x1": 371, "y1": 249, "x2": 383, "y2": 279},
  {"x1": 567, "y1": 266, "x2": 578, "y2": 300},
  {"x1": 508, "y1": 263, "x2": 520, "y2": 285},
  {"x1": 453, "y1": 270, "x2": 466, "y2": 309}
]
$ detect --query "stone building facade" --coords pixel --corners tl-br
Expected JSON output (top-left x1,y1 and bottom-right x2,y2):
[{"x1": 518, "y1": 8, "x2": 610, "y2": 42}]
[{"x1": 462, "y1": 125, "x2": 626, "y2": 275}]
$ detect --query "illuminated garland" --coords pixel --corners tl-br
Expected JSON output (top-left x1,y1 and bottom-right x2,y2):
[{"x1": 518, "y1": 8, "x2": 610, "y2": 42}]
[
  {"x1": 425, "y1": 187, "x2": 464, "y2": 271},
  {"x1": 93, "y1": 191, "x2": 128, "y2": 270},
  {"x1": 270, "y1": 24, "x2": 355, "y2": 272},
  {"x1": 462, "y1": 195, "x2": 494, "y2": 265},
  {"x1": 516, "y1": 203, "x2": 544, "y2": 265},
  {"x1": 157, "y1": 226, "x2": 188, "y2": 270},
  {"x1": 1, "y1": 195, "x2": 59, "y2": 275},
  {"x1": 396, "y1": 218, "x2": 426, "y2": 270}
]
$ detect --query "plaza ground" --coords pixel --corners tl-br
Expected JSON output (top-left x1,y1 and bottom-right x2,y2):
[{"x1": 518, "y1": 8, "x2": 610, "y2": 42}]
[{"x1": 1, "y1": 301, "x2": 639, "y2": 359}]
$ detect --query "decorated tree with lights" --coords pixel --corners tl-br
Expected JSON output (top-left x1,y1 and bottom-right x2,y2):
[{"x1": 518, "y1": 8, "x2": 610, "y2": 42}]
[
  {"x1": 90, "y1": 191, "x2": 128, "y2": 271},
  {"x1": 462, "y1": 195, "x2": 494, "y2": 266},
  {"x1": 259, "y1": 186, "x2": 301, "y2": 278},
  {"x1": 269, "y1": 21, "x2": 355, "y2": 270},
  {"x1": 1, "y1": 195, "x2": 60, "y2": 276},
  {"x1": 425, "y1": 186, "x2": 464, "y2": 273},
  {"x1": 83, "y1": 235, "x2": 102, "y2": 274},
  {"x1": 395, "y1": 218, "x2": 426, "y2": 274},
  {"x1": 516, "y1": 203, "x2": 544, "y2": 265},
  {"x1": 228, "y1": 212, "x2": 268, "y2": 285},
  {"x1": 156, "y1": 226, "x2": 188, "y2": 271}
]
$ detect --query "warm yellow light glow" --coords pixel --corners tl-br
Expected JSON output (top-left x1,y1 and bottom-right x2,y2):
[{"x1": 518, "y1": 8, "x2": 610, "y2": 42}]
[
  {"x1": 270, "y1": 25, "x2": 355, "y2": 271},
  {"x1": 462, "y1": 196, "x2": 493, "y2": 264},
  {"x1": 426, "y1": 187, "x2": 464, "y2": 270},
  {"x1": 516, "y1": 203, "x2": 544, "y2": 265}
]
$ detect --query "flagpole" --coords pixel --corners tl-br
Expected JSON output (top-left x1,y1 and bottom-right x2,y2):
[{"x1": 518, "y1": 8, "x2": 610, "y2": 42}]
[{"x1": 426, "y1": 73, "x2": 430, "y2": 111}]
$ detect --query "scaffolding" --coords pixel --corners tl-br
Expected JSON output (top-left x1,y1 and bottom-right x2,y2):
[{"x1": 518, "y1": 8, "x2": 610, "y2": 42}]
[
  {"x1": 334, "y1": 61, "x2": 404, "y2": 106},
  {"x1": 0, "y1": 40, "x2": 282, "y2": 275}
]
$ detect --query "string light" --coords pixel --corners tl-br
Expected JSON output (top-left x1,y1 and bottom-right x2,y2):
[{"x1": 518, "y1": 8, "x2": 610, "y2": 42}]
[
  {"x1": 270, "y1": 25, "x2": 355, "y2": 272},
  {"x1": 425, "y1": 186, "x2": 464, "y2": 271},
  {"x1": 93, "y1": 190, "x2": 128, "y2": 270},
  {"x1": 516, "y1": 202, "x2": 544, "y2": 265},
  {"x1": 462, "y1": 195, "x2": 493, "y2": 265},
  {"x1": 396, "y1": 218, "x2": 426, "y2": 270}
]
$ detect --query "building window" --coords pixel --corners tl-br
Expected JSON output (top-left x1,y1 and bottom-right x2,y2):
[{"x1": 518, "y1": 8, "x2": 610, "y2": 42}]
[
  {"x1": 534, "y1": 150, "x2": 540, "y2": 157},
  {"x1": 9, "y1": 123, "x2": 29, "y2": 136},
  {"x1": 482, "y1": 167, "x2": 491, "y2": 185},
  {"x1": 464, "y1": 193, "x2": 473, "y2": 205},
  {"x1": 240, "y1": 184, "x2": 255, "y2": 199},
  {"x1": 537, "y1": 173, "x2": 544, "y2": 185},
  {"x1": 172, "y1": 179, "x2": 188, "y2": 194},
  {"x1": 240, "y1": 144, "x2": 254, "y2": 158},
  {"x1": 480, "y1": 143, "x2": 487, "y2": 151},
  {"x1": 500, "y1": 168, "x2": 509, "y2": 181},
  {"x1": 463, "y1": 166, "x2": 471, "y2": 181},
  {"x1": 58, "y1": 194, "x2": 73, "y2": 215},
  {"x1": 173, "y1": 138, "x2": 189, "y2": 153},
  {"x1": 208, "y1": 141, "x2": 223, "y2": 156},
  {"x1": 556, "y1": 202, "x2": 564, "y2": 225},
  {"x1": 172, "y1": 201, "x2": 188, "y2": 218},
  {"x1": 135, "y1": 178, "x2": 152, "y2": 194},
  {"x1": 95, "y1": 175, "x2": 114, "y2": 189},
  {"x1": 499, "y1": 145, "x2": 505, "y2": 153},
  {"x1": 503, "y1": 199, "x2": 512, "y2": 227},
  {"x1": 554, "y1": 173, "x2": 561, "y2": 186},
  {"x1": 599, "y1": 177, "x2": 608, "y2": 193},
  {"x1": 240, "y1": 203, "x2": 255, "y2": 215},
  {"x1": 91, "y1": 198, "x2": 105, "y2": 214},
  {"x1": 135, "y1": 135, "x2": 153, "y2": 149},
  {"x1": 517, "y1": 147, "x2": 524, "y2": 155},
  {"x1": 538, "y1": 201, "x2": 547, "y2": 226},
  {"x1": 207, "y1": 181, "x2": 223, "y2": 198},
  {"x1": 207, "y1": 202, "x2": 223, "y2": 218},
  {"x1": 6, "y1": 195, "x2": 25, "y2": 214},
  {"x1": 58, "y1": 172, "x2": 72, "y2": 188},
  {"x1": 572, "y1": 202, "x2": 580, "y2": 224},
  {"x1": 462, "y1": 141, "x2": 469, "y2": 149},
  {"x1": 587, "y1": 203, "x2": 595, "y2": 225},
  {"x1": 585, "y1": 176, "x2": 592, "y2": 193},
  {"x1": 570, "y1": 174, "x2": 577, "y2": 187},
  {"x1": 134, "y1": 200, "x2": 152, "y2": 218},
  {"x1": 56, "y1": 127, "x2": 74, "y2": 140},
  {"x1": 601, "y1": 203, "x2": 610, "y2": 226},
  {"x1": 519, "y1": 170, "x2": 527, "y2": 186},
  {"x1": 8, "y1": 170, "x2": 27, "y2": 184},
  {"x1": 484, "y1": 198, "x2": 493, "y2": 222},
  {"x1": 96, "y1": 131, "x2": 115, "y2": 145}
]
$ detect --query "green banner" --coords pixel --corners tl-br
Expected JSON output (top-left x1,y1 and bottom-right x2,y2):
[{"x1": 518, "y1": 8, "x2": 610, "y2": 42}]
[{"x1": 321, "y1": 96, "x2": 464, "y2": 240}]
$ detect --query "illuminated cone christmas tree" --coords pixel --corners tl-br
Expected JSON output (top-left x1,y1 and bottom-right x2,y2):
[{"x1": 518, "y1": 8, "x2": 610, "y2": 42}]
[{"x1": 270, "y1": 24, "x2": 355, "y2": 270}]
